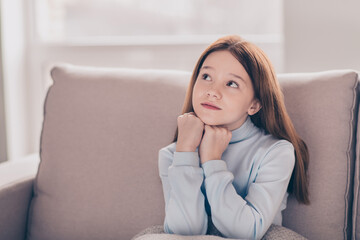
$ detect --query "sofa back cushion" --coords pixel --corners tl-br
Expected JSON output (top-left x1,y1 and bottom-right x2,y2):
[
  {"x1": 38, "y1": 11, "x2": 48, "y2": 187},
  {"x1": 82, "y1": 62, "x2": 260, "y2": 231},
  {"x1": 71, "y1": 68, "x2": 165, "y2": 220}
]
[
  {"x1": 279, "y1": 70, "x2": 359, "y2": 240},
  {"x1": 27, "y1": 65, "x2": 359, "y2": 240},
  {"x1": 27, "y1": 65, "x2": 190, "y2": 240}
]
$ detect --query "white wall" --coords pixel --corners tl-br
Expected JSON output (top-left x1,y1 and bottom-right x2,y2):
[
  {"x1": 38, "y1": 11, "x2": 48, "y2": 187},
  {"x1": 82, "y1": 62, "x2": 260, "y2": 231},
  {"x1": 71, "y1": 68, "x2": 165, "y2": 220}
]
[{"x1": 284, "y1": 0, "x2": 360, "y2": 73}]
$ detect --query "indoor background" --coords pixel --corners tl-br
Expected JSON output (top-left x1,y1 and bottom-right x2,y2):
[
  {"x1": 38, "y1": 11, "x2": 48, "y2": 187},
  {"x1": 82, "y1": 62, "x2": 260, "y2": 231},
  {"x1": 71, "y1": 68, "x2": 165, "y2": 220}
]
[{"x1": 0, "y1": 0, "x2": 359, "y2": 163}]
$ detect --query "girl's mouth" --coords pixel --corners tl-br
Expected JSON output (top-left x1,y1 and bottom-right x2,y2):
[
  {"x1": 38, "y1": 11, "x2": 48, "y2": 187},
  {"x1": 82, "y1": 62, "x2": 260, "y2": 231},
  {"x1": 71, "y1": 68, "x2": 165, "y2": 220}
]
[{"x1": 201, "y1": 103, "x2": 221, "y2": 110}]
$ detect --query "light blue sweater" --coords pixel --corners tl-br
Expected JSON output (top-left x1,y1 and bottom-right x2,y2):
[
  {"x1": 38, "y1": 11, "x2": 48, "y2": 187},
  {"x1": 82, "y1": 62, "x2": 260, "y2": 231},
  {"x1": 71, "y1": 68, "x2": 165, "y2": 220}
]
[{"x1": 158, "y1": 117, "x2": 295, "y2": 240}]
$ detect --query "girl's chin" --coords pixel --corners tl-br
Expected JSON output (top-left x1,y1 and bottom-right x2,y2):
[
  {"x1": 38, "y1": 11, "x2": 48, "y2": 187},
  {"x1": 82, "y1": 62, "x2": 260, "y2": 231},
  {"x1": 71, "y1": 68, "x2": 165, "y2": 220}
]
[
  {"x1": 194, "y1": 111, "x2": 225, "y2": 126},
  {"x1": 198, "y1": 116, "x2": 223, "y2": 126}
]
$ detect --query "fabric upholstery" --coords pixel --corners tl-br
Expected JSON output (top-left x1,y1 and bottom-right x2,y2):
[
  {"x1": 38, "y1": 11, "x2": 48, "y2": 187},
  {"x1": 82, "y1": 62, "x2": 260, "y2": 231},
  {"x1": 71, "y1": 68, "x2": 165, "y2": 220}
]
[
  {"x1": 0, "y1": 178, "x2": 34, "y2": 240},
  {"x1": 26, "y1": 65, "x2": 359, "y2": 240},
  {"x1": 352, "y1": 81, "x2": 360, "y2": 240},
  {"x1": 0, "y1": 155, "x2": 39, "y2": 240},
  {"x1": 279, "y1": 70, "x2": 359, "y2": 240},
  {"x1": 261, "y1": 225, "x2": 307, "y2": 240},
  {"x1": 27, "y1": 65, "x2": 190, "y2": 240},
  {"x1": 131, "y1": 225, "x2": 236, "y2": 240},
  {"x1": 131, "y1": 224, "x2": 307, "y2": 240}
]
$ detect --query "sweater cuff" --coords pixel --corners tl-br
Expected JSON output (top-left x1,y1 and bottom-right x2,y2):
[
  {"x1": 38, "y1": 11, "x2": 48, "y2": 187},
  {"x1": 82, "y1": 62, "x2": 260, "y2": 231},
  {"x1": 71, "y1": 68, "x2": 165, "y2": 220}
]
[
  {"x1": 173, "y1": 152, "x2": 200, "y2": 167},
  {"x1": 202, "y1": 160, "x2": 227, "y2": 177}
]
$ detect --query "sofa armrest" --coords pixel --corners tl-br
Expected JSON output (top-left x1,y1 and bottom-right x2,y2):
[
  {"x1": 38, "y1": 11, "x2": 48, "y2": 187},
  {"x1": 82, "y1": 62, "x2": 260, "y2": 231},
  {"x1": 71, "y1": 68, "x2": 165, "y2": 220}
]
[{"x1": 0, "y1": 154, "x2": 40, "y2": 240}]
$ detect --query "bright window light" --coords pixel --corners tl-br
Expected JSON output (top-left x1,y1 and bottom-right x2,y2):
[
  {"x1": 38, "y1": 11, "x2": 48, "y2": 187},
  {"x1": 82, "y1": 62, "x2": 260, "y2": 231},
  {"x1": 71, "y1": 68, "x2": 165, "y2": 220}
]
[{"x1": 34, "y1": 0, "x2": 283, "y2": 43}]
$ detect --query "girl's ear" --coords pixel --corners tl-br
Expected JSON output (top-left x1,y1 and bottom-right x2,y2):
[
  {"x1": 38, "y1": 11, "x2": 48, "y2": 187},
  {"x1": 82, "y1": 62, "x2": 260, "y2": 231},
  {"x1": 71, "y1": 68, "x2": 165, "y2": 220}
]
[{"x1": 248, "y1": 99, "x2": 262, "y2": 116}]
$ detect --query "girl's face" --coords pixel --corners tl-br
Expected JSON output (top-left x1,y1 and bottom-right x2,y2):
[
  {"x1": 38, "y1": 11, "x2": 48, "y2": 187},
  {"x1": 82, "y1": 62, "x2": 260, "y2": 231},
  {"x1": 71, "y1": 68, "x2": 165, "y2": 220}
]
[{"x1": 192, "y1": 50, "x2": 261, "y2": 131}]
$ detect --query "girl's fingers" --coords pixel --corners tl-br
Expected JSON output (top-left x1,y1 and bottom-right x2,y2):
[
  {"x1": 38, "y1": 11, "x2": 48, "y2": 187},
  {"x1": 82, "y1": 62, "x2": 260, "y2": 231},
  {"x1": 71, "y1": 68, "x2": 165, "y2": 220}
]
[
  {"x1": 183, "y1": 112, "x2": 197, "y2": 117},
  {"x1": 204, "y1": 125, "x2": 214, "y2": 131}
]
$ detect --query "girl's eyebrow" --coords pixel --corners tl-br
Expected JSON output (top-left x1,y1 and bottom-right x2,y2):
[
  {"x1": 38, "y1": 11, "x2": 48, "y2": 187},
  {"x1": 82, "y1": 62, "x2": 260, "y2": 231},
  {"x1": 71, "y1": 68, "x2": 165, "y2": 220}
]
[
  {"x1": 202, "y1": 66, "x2": 246, "y2": 83},
  {"x1": 201, "y1": 66, "x2": 213, "y2": 70},
  {"x1": 229, "y1": 73, "x2": 246, "y2": 84}
]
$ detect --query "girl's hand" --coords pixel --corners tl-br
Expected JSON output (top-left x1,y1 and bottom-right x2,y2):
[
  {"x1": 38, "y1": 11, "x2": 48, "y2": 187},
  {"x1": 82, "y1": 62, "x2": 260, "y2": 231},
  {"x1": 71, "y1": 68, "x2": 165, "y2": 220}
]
[
  {"x1": 199, "y1": 125, "x2": 232, "y2": 164},
  {"x1": 176, "y1": 112, "x2": 205, "y2": 152}
]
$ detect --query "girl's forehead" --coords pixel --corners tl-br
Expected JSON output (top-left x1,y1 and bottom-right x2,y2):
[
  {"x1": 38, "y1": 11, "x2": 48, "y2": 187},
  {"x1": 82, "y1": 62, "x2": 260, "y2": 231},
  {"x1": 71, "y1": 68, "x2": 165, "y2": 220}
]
[
  {"x1": 201, "y1": 51, "x2": 250, "y2": 81},
  {"x1": 203, "y1": 51, "x2": 241, "y2": 68}
]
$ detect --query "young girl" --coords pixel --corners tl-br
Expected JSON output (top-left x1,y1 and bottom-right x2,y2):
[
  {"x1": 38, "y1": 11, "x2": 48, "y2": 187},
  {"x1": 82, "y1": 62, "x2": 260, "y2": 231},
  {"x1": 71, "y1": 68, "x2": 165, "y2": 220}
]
[{"x1": 158, "y1": 35, "x2": 309, "y2": 240}]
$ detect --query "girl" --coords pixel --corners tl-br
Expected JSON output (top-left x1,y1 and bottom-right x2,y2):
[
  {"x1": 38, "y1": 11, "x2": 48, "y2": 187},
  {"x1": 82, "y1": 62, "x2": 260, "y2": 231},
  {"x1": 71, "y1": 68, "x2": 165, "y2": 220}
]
[{"x1": 158, "y1": 35, "x2": 309, "y2": 240}]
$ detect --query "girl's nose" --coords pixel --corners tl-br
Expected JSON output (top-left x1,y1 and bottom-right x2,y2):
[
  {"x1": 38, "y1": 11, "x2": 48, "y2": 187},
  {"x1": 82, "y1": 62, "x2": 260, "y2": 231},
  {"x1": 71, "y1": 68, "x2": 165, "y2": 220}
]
[{"x1": 206, "y1": 87, "x2": 221, "y2": 99}]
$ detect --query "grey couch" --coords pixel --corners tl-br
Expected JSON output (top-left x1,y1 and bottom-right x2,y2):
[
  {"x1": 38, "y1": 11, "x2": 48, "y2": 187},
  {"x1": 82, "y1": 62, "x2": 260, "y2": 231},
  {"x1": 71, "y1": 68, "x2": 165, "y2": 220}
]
[{"x1": 0, "y1": 64, "x2": 359, "y2": 240}]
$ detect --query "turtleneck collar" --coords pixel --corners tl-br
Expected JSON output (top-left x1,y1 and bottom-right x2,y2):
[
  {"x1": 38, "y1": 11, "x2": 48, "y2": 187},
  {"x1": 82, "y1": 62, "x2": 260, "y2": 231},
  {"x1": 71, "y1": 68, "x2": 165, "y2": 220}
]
[{"x1": 229, "y1": 116, "x2": 258, "y2": 144}]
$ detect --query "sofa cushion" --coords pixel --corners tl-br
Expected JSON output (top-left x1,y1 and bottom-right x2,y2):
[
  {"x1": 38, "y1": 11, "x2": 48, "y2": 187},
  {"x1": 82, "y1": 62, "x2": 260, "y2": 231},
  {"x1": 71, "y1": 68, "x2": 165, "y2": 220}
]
[
  {"x1": 279, "y1": 70, "x2": 359, "y2": 239},
  {"x1": 27, "y1": 65, "x2": 190, "y2": 240},
  {"x1": 131, "y1": 224, "x2": 307, "y2": 240},
  {"x1": 26, "y1": 64, "x2": 359, "y2": 240},
  {"x1": 352, "y1": 81, "x2": 360, "y2": 239}
]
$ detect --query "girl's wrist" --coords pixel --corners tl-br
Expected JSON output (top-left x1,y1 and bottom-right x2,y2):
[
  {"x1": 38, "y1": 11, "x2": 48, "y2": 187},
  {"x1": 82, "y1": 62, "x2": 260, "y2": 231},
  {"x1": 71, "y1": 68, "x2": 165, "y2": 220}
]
[
  {"x1": 201, "y1": 155, "x2": 222, "y2": 163},
  {"x1": 176, "y1": 144, "x2": 197, "y2": 152}
]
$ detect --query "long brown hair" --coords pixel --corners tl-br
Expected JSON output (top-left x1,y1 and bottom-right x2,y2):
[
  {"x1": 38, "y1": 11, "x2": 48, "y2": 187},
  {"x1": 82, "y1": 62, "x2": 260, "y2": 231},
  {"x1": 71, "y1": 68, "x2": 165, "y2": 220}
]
[{"x1": 173, "y1": 35, "x2": 310, "y2": 205}]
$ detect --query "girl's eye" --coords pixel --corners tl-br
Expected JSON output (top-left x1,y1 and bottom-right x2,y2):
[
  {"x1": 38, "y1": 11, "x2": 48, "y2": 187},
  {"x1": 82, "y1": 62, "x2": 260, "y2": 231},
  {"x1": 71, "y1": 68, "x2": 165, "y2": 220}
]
[
  {"x1": 227, "y1": 81, "x2": 239, "y2": 88},
  {"x1": 202, "y1": 74, "x2": 211, "y2": 81}
]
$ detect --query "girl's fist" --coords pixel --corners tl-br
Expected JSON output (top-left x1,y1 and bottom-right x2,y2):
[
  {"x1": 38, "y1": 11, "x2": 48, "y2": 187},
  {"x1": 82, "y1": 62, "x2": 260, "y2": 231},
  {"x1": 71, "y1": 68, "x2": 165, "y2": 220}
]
[
  {"x1": 199, "y1": 125, "x2": 232, "y2": 163},
  {"x1": 176, "y1": 112, "x2": 205, "y2": 152}
]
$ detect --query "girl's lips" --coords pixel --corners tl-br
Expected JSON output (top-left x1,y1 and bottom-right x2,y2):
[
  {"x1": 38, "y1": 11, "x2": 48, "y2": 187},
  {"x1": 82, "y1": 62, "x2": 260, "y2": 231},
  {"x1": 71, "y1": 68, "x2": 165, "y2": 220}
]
[{"x1": 201, "y1": 103, "x2": 221, "y2": 110}]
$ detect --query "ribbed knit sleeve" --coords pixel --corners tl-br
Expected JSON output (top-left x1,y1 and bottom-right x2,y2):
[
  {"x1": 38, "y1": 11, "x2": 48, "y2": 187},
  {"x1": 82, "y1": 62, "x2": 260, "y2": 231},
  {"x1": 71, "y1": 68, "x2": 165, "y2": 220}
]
[
  {"x1": 158, "y1": 146, "x2": 208, "y2": 235},
  {"x1": 202, "y1": 141, "x2": 295, "y2": 240}
]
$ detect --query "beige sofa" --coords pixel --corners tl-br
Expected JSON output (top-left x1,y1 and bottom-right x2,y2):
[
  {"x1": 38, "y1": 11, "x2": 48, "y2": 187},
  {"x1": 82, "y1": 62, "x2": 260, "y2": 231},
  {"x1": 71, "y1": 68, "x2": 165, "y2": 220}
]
[{"x1": 0, "y1": 64, "x2": 359, "y2": 240}]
